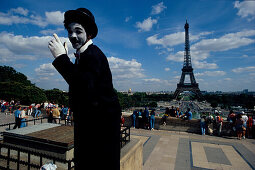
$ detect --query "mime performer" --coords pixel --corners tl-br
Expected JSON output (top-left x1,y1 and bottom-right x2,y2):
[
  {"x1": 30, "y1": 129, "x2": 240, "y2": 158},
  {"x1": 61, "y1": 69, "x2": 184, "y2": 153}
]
[{"x1": 48, "y1": 8, "x2": 121, "y2": 170}]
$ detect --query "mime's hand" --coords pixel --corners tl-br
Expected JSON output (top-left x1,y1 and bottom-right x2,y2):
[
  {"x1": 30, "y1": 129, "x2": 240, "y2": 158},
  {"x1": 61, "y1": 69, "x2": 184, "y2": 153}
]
[{"x1": 48, "y1": 33, "x2": 68, "y2": 58}]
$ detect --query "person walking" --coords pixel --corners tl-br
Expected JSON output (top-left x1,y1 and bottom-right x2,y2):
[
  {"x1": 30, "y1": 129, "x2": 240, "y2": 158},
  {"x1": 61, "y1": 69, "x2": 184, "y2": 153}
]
[
  {"x1": 150, "y1": 109, "x2": 156, "y2": 130},
  {"x1": 247, "y1": 115, "x2": 253, "y2": 138},
  {"x1": 20, "y1": 107, "x2": 28, "y2": 128},
  {"x1": 241, "y1": 112, "x2": 248, "y2": 139},
  {"x1": 48, "y1": 8, "x2": 121, "y2": 170},
  {"x1": 206, "y1": 113, "x2": 214, "y2": 135},
  {"x1": 162, "y1": 107, "x2": 170, "y2": 126},
  {"x1": 132, "y1": 110, "x2": 137, "y2": 128},
  {"x1": 215, "y1": 111, "x2": 223, "y2": 136},
  {"x1": 236, "y1": 114, "x2": 244, "y2": 140},
  {"x1": 13, "y1": 106, "x2": 21, "y2": 129},
  {"x1": 52, "y1": 106, "x2": 60, "y2": 123},
  {"x1": 200, "y1": 114, "x2": 206, "y2": 135}
]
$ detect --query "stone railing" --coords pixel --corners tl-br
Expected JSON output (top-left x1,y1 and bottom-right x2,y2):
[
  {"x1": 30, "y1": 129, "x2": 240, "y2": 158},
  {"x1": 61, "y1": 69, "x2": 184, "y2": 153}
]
[{"x1": 123, "y1": 115, "x2": 235, "y2": 136}]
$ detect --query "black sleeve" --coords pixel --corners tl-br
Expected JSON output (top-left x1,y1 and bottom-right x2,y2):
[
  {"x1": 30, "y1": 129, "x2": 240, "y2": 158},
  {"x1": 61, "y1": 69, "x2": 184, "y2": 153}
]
[
  {"x1": 52, "y1": 54, "x2": 75, "y2": 85},
  {"x1": 52, "y1": 52, "x2": 101, "y2": 90}
]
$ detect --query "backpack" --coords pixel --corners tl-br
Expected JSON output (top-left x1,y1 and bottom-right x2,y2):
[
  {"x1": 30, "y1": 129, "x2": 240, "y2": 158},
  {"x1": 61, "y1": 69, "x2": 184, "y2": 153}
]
[{"x1": 217, "y1": 116, "x2": 223, "y2": 123}]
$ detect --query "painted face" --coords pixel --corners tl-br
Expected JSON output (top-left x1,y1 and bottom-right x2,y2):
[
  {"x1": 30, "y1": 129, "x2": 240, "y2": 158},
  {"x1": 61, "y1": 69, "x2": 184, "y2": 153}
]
[{"x1": 67, "y1": 23, "x2": 87, "y2": 50}]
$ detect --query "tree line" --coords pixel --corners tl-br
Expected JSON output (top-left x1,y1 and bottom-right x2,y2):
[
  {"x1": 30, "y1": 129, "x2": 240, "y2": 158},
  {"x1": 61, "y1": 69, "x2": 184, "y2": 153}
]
[
  {"x1": 1, "y1": 65, "x2": 254, "y2": 110},
  {"x1": 0, "y1": 66, "x2": 68, "y2": 106}
]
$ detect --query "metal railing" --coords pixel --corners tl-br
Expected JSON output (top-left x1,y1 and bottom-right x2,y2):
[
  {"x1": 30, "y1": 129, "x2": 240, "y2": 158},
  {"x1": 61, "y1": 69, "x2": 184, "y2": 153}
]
[
  {"x1": 0, "y1": 142, "x2": 74, "y2": 170},
  {"x1": 120, "y1": 126, "x2": 130, "y2": 148},
  {"x1": 0, "y1": 117, "x2": 130, "y2": 169}
]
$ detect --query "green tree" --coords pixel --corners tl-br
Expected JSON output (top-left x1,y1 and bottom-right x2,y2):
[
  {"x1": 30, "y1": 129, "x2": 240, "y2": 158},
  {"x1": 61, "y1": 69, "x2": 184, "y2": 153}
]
[
  {"x1": 0, "y1": 65, "x2": 47, "y2": 105},
  {"x1": 44, "y1": 88, "x2": 69, "y2": 106}
]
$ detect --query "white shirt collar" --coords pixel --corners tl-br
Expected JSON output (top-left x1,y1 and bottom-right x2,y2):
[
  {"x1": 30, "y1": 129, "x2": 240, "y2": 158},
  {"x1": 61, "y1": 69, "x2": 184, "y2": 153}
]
[{"x1": 77, "y1": 39, "x2": 93, "y2": 54}]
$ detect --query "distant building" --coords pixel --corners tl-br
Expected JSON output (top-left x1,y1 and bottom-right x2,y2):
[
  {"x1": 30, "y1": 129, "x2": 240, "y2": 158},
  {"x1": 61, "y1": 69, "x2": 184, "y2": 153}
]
[
  {"x1": 243, "y1": 89, "x2": 248, "y2": 94},
  {"x1": 128, "y1": 88, "x2": 133, "y2": 96}
]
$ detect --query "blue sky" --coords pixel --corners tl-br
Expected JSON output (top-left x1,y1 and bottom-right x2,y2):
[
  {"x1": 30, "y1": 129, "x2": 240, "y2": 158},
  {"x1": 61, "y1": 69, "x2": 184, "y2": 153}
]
[{"x1": 0, "y1": 0, "x2": 255, "y2": 92}]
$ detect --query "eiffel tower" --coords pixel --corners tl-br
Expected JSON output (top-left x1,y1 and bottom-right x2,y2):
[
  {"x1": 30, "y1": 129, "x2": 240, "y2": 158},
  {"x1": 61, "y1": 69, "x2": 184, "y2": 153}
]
[{"x1": 173, "y1": 20, "x2": 202, "y2": 99}]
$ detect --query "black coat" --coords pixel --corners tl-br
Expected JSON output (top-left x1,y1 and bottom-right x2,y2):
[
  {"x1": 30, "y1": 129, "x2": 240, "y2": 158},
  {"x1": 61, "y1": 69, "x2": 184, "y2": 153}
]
[{"x1": 53, "y1": 44, "x2": 121, "y2": 170}]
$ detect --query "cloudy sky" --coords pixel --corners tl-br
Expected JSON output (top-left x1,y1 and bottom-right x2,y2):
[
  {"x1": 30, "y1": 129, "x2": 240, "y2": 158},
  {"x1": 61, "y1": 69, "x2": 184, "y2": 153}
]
[{"x1": 0, "y1": 0, "x2": 255, "y2": 92}]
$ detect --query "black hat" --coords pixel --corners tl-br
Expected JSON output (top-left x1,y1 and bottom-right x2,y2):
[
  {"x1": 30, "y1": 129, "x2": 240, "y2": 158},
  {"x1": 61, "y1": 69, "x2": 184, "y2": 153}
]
[{"x1": 64, "y1": 8, "x2": 98, "y2": 39}]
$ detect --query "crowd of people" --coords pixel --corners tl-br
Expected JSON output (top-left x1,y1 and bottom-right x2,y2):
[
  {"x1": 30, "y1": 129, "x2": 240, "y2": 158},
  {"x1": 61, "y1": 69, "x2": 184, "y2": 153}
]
[
  {"x1": 199, "y1": 110, "x2": 255, "y2": 139},
  {"x1": 130, "y1": 105, "x2": 255, "y2": 140},
  {"x1": 227, "y1": 110, "x2": 254, "y2": 140},
  {"x1": 132, "y1": 107, "x2": 156, "y2": 130},
  {"x1": 132, "y1": 106, "x2": 192, "y2": 130},
  {"x1": 1, "y1": 99, "x2": 72, "y2": 129}
]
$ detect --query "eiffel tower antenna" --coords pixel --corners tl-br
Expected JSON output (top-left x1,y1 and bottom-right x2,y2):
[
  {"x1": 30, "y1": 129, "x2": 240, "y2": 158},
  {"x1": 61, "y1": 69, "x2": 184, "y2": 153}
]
[{"x1": 173, "y1": 20, "x2": 202, "y2": 99}]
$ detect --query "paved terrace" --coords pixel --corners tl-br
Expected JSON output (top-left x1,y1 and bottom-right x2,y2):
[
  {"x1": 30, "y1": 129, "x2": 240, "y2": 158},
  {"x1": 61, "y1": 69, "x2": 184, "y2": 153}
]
[
  {"x1": 1, "y1": 112, "x2": 255, "y2": 170},
  {"x1": 132, "y1": 128, "x2": 255, "y2": 170}
]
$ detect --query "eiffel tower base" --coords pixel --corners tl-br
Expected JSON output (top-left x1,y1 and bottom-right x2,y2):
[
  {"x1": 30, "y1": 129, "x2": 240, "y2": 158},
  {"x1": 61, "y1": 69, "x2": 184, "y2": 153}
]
[{"x1": 173, "y1": 83, "x2": 203, "y2": 99}]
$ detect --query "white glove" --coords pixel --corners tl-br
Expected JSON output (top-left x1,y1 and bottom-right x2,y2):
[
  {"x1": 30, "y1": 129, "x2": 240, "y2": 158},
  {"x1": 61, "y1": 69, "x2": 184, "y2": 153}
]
[{"x1": 48, "y1": 33, "x2": 68, "y2": 58}]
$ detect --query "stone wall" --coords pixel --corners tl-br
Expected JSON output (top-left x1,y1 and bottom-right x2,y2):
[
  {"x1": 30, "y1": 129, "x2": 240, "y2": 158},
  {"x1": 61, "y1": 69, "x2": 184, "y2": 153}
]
[
  {"x1": 123, "y1": 115, "x2": 235, "y2": 136},
  {"x1": 120, "y1": 138, "x2": 143, "y2": 170}
]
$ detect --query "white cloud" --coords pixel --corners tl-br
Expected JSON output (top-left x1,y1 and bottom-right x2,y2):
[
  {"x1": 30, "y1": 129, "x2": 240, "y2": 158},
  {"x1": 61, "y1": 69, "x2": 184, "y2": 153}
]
[
  {"x1": 143, "y1": 78, "x2": 161, "y2": 82},
  {"x1": 164, "y1": 68, "x2": 170, "y2": 71},
  {"x1": 35, "y1": 63, "x2": 56, "y2": 77},
  {"x1": 136, "y1": 17, "x2": 157, "y2": 32},
  {"x1": 0, "y1": 7, "x2": 64, "y2": 27},
  {"x1": 224, "y1": 78, "x2": 232, "y2": 81},
  {"x1": 191, "y1": 30, "x2": 255, "y2": 52},
  {"x1": 45, "y1": 11, "x2": 64, "y2": 25},
  {"x1": 0, "y1": 32, "x2": 73, "y2": 63},
  {"x1": 160, "y1": 30, "x2": 255, "y2": 70},
  {"x1": 147, "y1": 32, "x2": 184, "y2": 47},
  {"x1": 125, "y1": 16, "x2": 132, "y2": 22},
  {"x1": 234, "y1": 1, "x2": 255, "y2": 21},
  {"x1": 192, "y1": 60, "x2": 218, "y2": 69},
  {"x1": 107, "y1": 56, "x2": 145, "y2": 79},
  {"x1": 166, "y1": 51, "x2": 184, "y2": 62},
  {"x1": 146, "y1": 31, "x2": 213, "y2": 48},
  {"x1": 40, "y1": 28, "x2": 64, "y2": 35},
  {"x1": 232, "y1": 66, "x2": 255, "y2": 73},
  {"x1": 10, "y1": 7, "x2": 29, "y2": 16},
  {"x1": 151, "y1": 2, "x2": 167, "y2": 15},
  {"x1": 195, "y1": 71, "x2": 226, "y2": 77}
]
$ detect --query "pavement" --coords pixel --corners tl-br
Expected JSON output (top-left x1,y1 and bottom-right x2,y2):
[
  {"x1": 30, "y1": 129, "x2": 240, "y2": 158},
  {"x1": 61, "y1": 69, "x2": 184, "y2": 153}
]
[
  {"x1": 1, "y1": 112, "x2": 255, "y2": 170},
  {"x1": 131, "y1": 128, "x2": 255, "y2": 170}
]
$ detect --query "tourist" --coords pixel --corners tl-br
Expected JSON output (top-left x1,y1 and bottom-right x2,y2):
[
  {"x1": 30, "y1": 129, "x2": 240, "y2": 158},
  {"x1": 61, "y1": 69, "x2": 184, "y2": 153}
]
[
  {"x1": 48, "y1": 8, "x2": 121, "y2": 169},
  {"x1": 144, "y1": 107, "x2": 150, "y2": 129},
  {"x1": 65, "y1": 108, "x2": 72, "y2": 125},
  {"x1": 46, "y1": 107, "x2": 53, "y2": 123},
  {"x1": 28, "y1": 104, "x2": 33, "y2": 116},
  {"x1": 52, "y1": 106, "x2": 60, "y2": 123},
  {"x1": 138, "y1": 109, "x2": 143, "y2": 128},
  {"x1": 200, "y1": 114, "x2": 206, "y2": 135},
  {"x1": 215, "y1": 111, "x2": 223, "y2": 136},
  {"x1": 176, "y1": 107, "x2": 180, "y2": 118},
  {"x1": 132, "y1": 110, "x2": 137, "y2": 128},
  {"x1": 241, "y1": 111, "x2": 248, "y2": 139},
  {"x1": 34, "y1": 103, "x2": 41, "y2": 118},
  {"x1": 61, "y1": 105, "x2": 68, "y2": 120},
  {"x1": 121, "y1": 115, "x2": 125, "y2": 127},
  {"x1": 187, "y1": 108, "x2": 192, "y2": 120},
  {"x1": 13, "y1": 106, "x2": 22, "y2": 129},
  {"x1": 1, "y1": 100, "x2": 7, "y2": 113},
  {"x1": 206, "y1": 113, "x2": 214, "y2": 135},
  {"x1": 235, "y1": 114, "x2": 244, "y2": 140},
  {"x1": 169, "y1": 106, "x2": 175, "y2": 117},
  {"x1": 247, "y1": 115, "x2": 253, "y2": 139},
  {"x1": 227, "y1": 110, "x2": 236, "y2": 134},
  {"x1": 162, "y1": 107, "x2": 170, "y2": 126},
  {"x1": 20, "y1": 107, "x2": 28, "y2": 128},
  {"x1": 150, "y1": 109, "x2": 156, "y2": 130}
]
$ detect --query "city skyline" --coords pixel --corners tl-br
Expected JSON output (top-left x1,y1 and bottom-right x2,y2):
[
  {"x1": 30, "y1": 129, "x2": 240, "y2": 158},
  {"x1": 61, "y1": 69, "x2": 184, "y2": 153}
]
[{"x1": 0, "y1": 0, "x2": 255, "y2": 92}]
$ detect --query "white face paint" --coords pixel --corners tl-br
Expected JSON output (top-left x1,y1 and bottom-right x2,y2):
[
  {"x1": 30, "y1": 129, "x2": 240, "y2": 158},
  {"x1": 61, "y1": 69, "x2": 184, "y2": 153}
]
[{"x1": 67, "y1": 23, "x2": 87, "y2": 50}]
